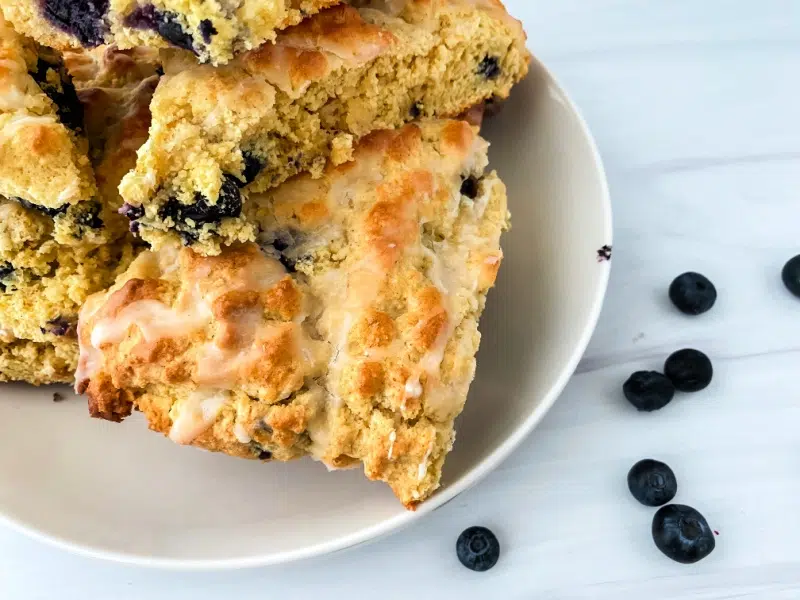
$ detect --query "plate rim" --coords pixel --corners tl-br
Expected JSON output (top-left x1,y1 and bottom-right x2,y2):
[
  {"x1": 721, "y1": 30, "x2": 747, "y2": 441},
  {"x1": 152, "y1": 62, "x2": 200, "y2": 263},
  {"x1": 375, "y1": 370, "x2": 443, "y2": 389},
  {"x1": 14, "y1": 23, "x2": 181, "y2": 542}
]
[{"x1": 0, "y1": 53, "x2": 613, "y2": 570}]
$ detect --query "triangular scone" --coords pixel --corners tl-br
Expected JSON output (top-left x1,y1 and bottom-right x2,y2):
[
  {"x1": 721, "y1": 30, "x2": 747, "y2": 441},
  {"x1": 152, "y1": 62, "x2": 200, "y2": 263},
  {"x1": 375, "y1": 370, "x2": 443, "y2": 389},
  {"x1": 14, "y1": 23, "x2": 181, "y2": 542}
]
[
  {"x1": 118, "y1": 1, "x2": 528, "y2": 255},
  {"x1": 0, "y1": 0, "x2": 341, "y2": 65},
  {"x1": 78, "y1": 120, "x2": 509, "y2": 508}
]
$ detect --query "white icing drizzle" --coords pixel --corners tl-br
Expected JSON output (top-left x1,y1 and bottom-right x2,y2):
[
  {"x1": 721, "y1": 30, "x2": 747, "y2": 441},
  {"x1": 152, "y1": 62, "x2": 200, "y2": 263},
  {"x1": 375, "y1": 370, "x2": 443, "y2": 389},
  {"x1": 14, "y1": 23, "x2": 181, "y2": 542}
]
[
  {"x1": 169, "y1": 390, "x2": 229, "y2": 445},
  {"x1": 233, "y1": 423, "x2": 252, "y2": 444},
  {"x1": 387, "y1": 430, "x2": 397, "y2": 460},
  {"x1": 417, "y1": 440, "x2": 434, "y2": 481}
]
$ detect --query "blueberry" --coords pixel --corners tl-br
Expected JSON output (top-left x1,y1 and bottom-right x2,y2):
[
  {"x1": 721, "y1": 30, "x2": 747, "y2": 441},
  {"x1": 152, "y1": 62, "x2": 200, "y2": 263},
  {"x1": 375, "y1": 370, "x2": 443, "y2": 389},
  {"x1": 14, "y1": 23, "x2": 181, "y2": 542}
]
[
  {"x1": 623, "y1": 371, "x2": 675, "y2": 412},
  {"x1": 159, "y1": 175, "x2": 242, "y2": 226},
  {"x1": 410, "y1": 102, "x2": 423, "y2": 119},
  {"x1": 125, "y1": 6, "x2": 194, "y2": 52},
  {"x1": 178, "y1": 230, "x2": 198, "y2": 246},
  {"x1": 40, "y1": 317, "x2": 74, "y2": 337},
  {"x1": 652, "y1": 505, "x2": 715, "y2": 564},
  {"x1": 74, "y1": 201, "x2": 103, "y2": 230},
  {"x1": 781, "y1": 254, "x2": 800, "y2": 298},
  {"x1": 456, "y1": 526, "x2": 500, "y2": 572},
  {"x1": 29, "y1": 56, "x2": 84, "y2": 131},
  {"x1": 40, "y1": 0, "x2": 109, "y2": 46},
  {"x1": 627, "y1": 459, "x2": 677, "y2": 507},
  {"x1": 460, "y1": 176, "x2": 480, "y2": 200},
  {"x1": 118, "y1": 202, "x2": 145, "y2": 220},
  {"x1": 477, "y1": 56, "x2": 501, "y2": 80},
  {"x1": 664, "y1": 349, "x2": 713, "y2": 392},
  {"x1": 198, "y1": 19, "x2": 217, "y2": 43},
  {"x1": 669, "y1": 272, "x2": 717, "y2": 315},
  {"x1": 258, "y1": 450, "x2": 272, "y2": 461},
  {"x1": 239, "y1": 151, "x2": 265, "y2": 187},
  {"x1": 15, "y1": 197, "x2": 68, "y2": 218},
  {"x1": 0, "y1": 263, "x2": 14, "y2": 292}
]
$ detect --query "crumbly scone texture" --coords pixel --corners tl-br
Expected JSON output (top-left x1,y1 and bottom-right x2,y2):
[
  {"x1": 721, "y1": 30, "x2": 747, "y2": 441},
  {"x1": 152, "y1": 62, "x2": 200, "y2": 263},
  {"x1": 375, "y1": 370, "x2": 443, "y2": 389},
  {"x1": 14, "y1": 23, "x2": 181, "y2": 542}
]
[
  {"x1": 119, "y1": 0, "x2": 528, "y2": 255},
  {"x1": 0, "y1": 44, "x2": 154, "y2": 384},
  {"x1": 0, "y1": 13, "x2": 96, "y2": 210},
  {"x1": 78, "y1": 120, "x2": 509, "y2": 507},
  {"x1": 0, "y1": 0, "x2": 340, "y2": 65},
  {"x1": 0, "y1": 337, "x2": 77, "y2": 384}
]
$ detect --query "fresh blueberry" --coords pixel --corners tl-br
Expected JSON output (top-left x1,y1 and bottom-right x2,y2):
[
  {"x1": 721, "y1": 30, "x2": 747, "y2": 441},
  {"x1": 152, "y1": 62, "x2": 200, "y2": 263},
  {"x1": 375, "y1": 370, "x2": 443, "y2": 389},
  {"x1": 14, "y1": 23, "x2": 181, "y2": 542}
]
[
  {"x1": 198, "y1": 19, "x2": 217, "y2": 43},
  {"x1": 460, "y1": 176, "x2": 480, "y2": 200},
  {"x1": 781, "y1": 254, "x2": 800, "y2": 298},
  {"x1": 623, "y1": 371, "x2": 675, "y2": 412},
  {"x1": 118, "y1": 202, "x2": 145, "y2": 220},
  {"x1": 664, "y1": 349, "x2": 713, "y2": 392},
  {"x1": 652, "y1": 504, "x2": 715, "y2": 564},
  {"x1": 126, "y1": 6, "x2": 194, "y2": 52},
  {"x1": 669, "y1": 272, "x2": 717, "y2": 315},
  {"x1": 239, "y1": 151, "x2": 265, "y2": 187},
  {"x1": 456, "y1": 526, "x2": 500, "y2": 572},
  {"x1": 627, "y1": 459, "x2": 678, "y2": 507},
  {"x1": 40, "y1": 0, "x2": 109, "y2": 46},
  {"x1": 477, "y1": 56, "x2": 501, "y2": 80},
  {"x1": 40, "y1": 317, "x2": 74, "y2": 337},
  {"x1": 16, "y1": 197, "x2": 68, "y2": 218}
]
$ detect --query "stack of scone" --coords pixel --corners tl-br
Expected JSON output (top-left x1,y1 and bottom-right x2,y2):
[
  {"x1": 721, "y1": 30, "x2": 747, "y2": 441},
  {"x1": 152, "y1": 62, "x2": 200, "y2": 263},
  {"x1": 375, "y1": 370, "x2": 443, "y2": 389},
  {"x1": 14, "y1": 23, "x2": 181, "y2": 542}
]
[{"x1": 0, "y1": 0, "x2": 529, "y2": 508}]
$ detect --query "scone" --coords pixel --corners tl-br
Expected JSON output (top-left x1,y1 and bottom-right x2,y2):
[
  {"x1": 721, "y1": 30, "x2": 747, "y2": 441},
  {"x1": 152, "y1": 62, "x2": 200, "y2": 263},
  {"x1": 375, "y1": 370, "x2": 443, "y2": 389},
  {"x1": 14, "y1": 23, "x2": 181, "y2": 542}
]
[
  {"x1": 0, "y1": 13, "x2": 96, "y2": 211},
  {"x1": 118, "y1": 1, "x2": 528, "y2": 255},
  {"x1": 0, "y1": 0, "x2": 340, "y2": 65},
  {"x1": 0, "y1": 46, "x2": 156, "y2": 384},
  {"x1": 77, "y1": 120, "x2": 509, "y2": 507}
]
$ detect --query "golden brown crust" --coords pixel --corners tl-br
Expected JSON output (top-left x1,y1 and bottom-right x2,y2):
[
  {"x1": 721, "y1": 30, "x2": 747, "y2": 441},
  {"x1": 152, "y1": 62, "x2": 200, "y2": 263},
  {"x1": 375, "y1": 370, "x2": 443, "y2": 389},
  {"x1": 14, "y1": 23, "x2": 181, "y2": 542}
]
[{"x1": 78, "y1": 119, "x2": 509, "y2": 507}]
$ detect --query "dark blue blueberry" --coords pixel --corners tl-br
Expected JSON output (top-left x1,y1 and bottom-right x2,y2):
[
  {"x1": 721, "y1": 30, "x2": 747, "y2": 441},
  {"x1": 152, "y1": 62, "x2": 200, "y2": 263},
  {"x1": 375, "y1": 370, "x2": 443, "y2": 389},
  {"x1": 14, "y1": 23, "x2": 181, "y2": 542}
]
[
  {"x1": 669, "y1": 272, "x2": 717, "y2": 315},
  {"x1": 40, "y1": 0, "x2": 108, "y2": 46},
  {"x1": 0, "y1": 263, "x2": 14, "y2": 292},
  {"x1": 623, "y1": 371, "x2": 675, "y2": 412},
  {"x1": 652, "y1": 504, "x2": 715, "y2": 564},
  {"x1": 119, "y1": 202, "x2": 145, "y2": 220},
  {"x1": 16, "y1": 197, "x2": 68, "y2": 218},
  {"x1": 159, "y1": 176, "x2": 242, "y2": 228},
  {"x1": 664, "y1": 349, "x2": 713, "y2": 392},
  {"x1": 239, "y1": 151, "x2": 265, "y2": 187},
  {"x1": 477, "y1": 56, "x2": 501, "y2": 80},
  {"x1": 29, "y1": 56, "x2": 84, "y2": 131},
  {"x1": 74, "y1": 201, "x2": 103, "y2": 230},
  {"x1": 258, "y1": 450, "x2": 272, "y2": 460},
  {"x1": 627, "y1": 459, "x2": 677, "y2": 507},
  {"x1": 410, "y1": 102, "x2": 423, "y2": 118},
  {"x1": 198, "y1": 19, "x2": 217, "y2": 43},
  {"x1": 40, "y1": 317, "x2": 75, "y2": 337},
  {"x1": 460, "y1": 176, "x2": 480, "y2": 200},
  {"x1": 781, "y1": 254, "x2": 800, "y2": 298},
  {"x1": 456, "y1": 526, "x2": 500, "y2": 572},
  {"x1": 126, "y1": 6, "x2": 194, "y2": 52}
]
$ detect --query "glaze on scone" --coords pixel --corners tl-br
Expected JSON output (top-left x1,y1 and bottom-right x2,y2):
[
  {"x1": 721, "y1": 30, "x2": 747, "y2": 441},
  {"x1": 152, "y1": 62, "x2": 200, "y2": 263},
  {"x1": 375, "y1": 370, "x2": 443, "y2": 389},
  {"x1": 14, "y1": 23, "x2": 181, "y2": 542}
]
[
  {"x1": 0, "y1": 13, "x2": 95, "y2": 210},
  {"x1": 0, "y1": 0, "x2": 340, "y2": 65},
  {"x1": 0, "y1": 45, "x2": 155, "y2": 384},
  {"x1": 78, "y1": 120, "x2": 509, "y2": 507},
  {"x1": 118, "y1": 0, "x2": 528, "y2": 255}
]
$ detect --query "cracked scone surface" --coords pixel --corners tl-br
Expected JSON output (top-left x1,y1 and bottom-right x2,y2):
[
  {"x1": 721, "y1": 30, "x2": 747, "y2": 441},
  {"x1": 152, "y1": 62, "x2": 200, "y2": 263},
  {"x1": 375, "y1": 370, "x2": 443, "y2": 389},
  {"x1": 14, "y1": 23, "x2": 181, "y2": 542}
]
[
  {"x1": 78, "y1": 120, "x2": 509, "y2": 507},
  {"x1": 0, "y1": 0, "x2": 340, "y2": 65},
  {"x1": 119, "y1": 0, "x2": 528, "y2": 255}
]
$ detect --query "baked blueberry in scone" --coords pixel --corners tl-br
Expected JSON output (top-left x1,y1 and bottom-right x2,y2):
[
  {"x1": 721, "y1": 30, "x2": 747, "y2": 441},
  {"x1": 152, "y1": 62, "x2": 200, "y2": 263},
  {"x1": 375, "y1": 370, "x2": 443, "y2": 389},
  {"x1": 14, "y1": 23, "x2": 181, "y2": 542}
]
[
  {"x1": 77, "y1": 120, "x2": 509, "y2": 508},
  {"x1": 0, "y1": 0, "x2": 341, "y2": 65}
]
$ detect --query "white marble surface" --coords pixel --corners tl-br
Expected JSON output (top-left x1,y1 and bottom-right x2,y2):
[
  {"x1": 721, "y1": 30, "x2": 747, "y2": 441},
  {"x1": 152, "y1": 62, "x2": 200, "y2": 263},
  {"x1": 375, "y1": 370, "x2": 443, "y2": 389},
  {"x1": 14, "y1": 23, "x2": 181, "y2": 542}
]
[{"x1": 3, "y1": 1, "x2": 800, "y2": 597}]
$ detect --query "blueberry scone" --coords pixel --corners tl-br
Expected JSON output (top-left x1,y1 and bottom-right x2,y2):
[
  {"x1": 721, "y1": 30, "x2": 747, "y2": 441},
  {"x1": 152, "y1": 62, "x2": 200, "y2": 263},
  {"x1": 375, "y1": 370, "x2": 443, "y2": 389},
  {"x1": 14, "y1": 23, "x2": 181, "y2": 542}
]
[
  {"x1": 0, "y1": 46, "x2": 155, "y2": 384},
  {"x1": 118, "y1": 1, "x2": 528, "y2": 255},
  {"x1": 0, "y1": 0, "x2": 340, "y2": 65},
  {"x1": 77, "y1": 120, "x2": 508, "y2": 507}
]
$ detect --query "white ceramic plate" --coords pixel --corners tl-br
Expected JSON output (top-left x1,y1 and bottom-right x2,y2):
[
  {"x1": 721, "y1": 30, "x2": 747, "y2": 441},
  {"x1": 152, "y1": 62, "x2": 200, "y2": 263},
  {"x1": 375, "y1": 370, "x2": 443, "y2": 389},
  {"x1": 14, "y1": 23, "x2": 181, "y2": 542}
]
[{"x1": 0, "y1": 56, "x2": 611, "y2": 569}]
